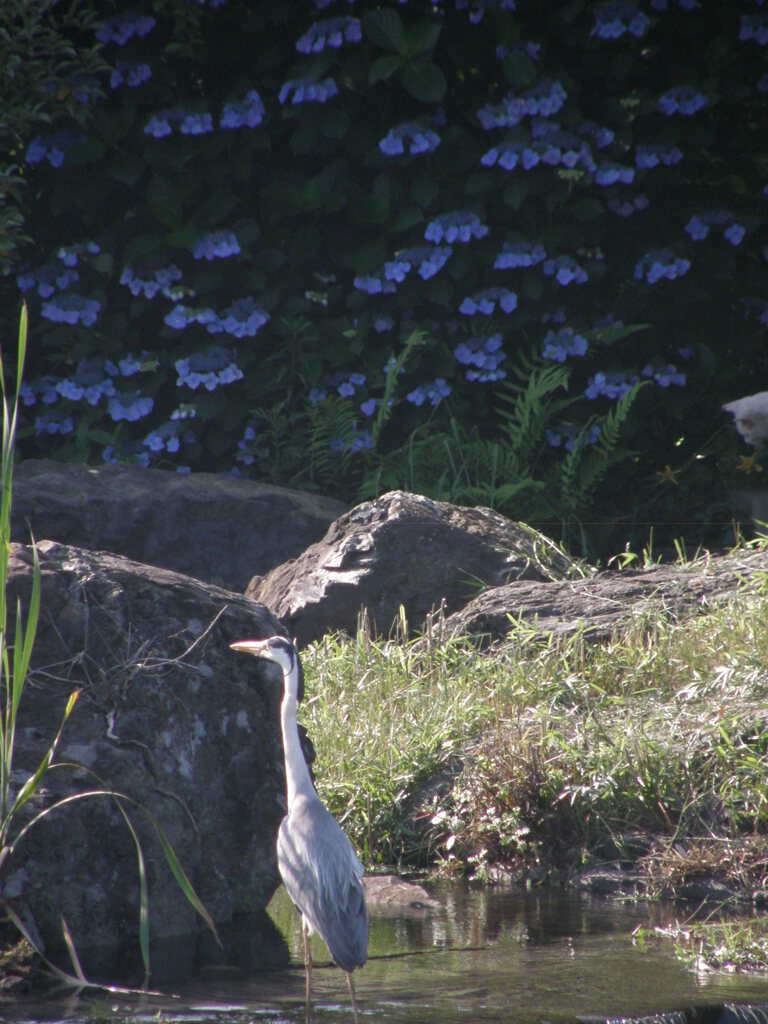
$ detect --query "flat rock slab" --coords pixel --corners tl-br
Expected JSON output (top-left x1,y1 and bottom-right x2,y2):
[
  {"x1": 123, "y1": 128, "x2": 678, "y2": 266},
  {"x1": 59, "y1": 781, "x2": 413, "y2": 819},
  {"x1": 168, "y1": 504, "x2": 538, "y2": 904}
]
[
  {"x1": 444, "y1": 547, "x2": 768, "y2": 643},
  {"x1": 12, "y1": 459, "x2": 346, "y2": 591},
  {"x1": 4, "y1": 540, "x2": 294, "y2": 960},
  {"x1": 249, "y1": 490, "x2": 577, "y2": 646}
]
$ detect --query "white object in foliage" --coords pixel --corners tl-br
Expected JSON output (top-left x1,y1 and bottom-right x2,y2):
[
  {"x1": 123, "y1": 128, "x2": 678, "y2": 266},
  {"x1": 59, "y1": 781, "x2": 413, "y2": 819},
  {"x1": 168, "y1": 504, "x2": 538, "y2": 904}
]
[{"x1": 722, "y1": 390, "x2": 768, "y2": 446}]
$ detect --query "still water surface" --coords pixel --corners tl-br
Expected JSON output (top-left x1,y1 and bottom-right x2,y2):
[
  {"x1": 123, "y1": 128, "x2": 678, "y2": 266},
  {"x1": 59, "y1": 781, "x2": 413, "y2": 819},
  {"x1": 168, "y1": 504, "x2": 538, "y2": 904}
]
[{"x1": 9, "y1": 882, "x2": 768, "y2": 1024}]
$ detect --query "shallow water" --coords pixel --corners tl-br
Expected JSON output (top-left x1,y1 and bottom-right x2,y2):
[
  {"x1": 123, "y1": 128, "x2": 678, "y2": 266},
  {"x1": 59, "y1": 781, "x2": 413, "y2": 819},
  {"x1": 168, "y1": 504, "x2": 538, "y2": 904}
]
[{"x1": 7, "y1": 882, "x2": 768, "y2": 1024}]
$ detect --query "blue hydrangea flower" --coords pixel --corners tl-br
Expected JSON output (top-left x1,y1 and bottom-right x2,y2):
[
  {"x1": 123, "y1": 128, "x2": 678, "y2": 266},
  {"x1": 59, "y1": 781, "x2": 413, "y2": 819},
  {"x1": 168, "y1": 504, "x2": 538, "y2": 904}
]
[
  {"x1": 278, "y1": 77, "x2": 338, "y2": 105},
  {"x1": 658, "y1": 86, "x2": 708, "y2": 115},
  {"x1": 181, "y1": 111, "x2": 213, "y2": 135},
  {"x1": 144, "y1": 108, "x2": 213, "y2": 137},
  {"x1": 641, "y1": 363, "x2": 686, "y2": 388},
  {"x1": 19, "y1": 377, "x2": 59, "y2": 407},
  {"x1": 17, "y1": 261, "x2": 79, "y2": 297},
  {"x1": 635, "y1": 144, "x2": 683, "y2": 169},
  {"x1": 740, "y1": 14, "x2": 768, "y2": 46},
  {"x1": 108, "y1": 392, "x2": 154, "y2": 422},
  {"x1": 296, "y1": 16, "x2": 361, "y2": 52},
  {"x1": 607, "y1": 193, "x2": 649, "y2": 217},
  {"x1": 585, "y1": 371, "x2": 639, "y2": 400},
  {"x1": 633, "y1": 250, "x2": 690, "y2": 283},
  {"x1": 406, "y1": 378, "x2": 451, "y2": 407},
  {"x1": 459, "y1": 287, "x2": 518, "y2": 316},
  {"x1": 689, "y1": 212, "x2": 747, "y2": 247},
  {"x1": 41, "y1": 294, "x2": 101, "y2": 326},
  {"x1": 164, "y1": 304, "x2": 218, "y2": 329},
  {"x1": 384, "y1": 246, "x2": 453, "y2": 281},
  {"x1": 192, "y1": 230, "x2": 240, "y2": 260},
  {"x1": 425, "y1": 212, "x2": 488, "y2": 244},
  {"x1": 220, "y1": 90, "x2": 265, "y2": 129},
  {"x1": 456, "y1": 0, "x2": 516, "y2": 24},
  {"x1": 578, "y1": 121, "x2": 615, "y2": 149},
  {"x1": 34, "y1": 412, "x2": 75, "y2": 436},
  {"x1": 25, "y1": 131, "x2": 83, "y2": 168},
  {"x1": 541, "y1": 327, "x2": 588, "y2": 362},
  {"x1": 594, "y1": 162, "x2": 635, "y2": 186},
  {"x1": 477, "y1": 79, "x2": 566, "y2": 129},
  {"x1": 650, "y1": 0, "x2": 699, "y2": 9},
  {"x1": 121, "y1": 264, "x2": 183, "y2": 299},
  {"x1": 379, "y1": 122, "x2": 441, "y2": 156},
  {"x1": 373, "y1": 315, "x2": 394, "y2": 333},
  {"x1": 56, "y1": 360, "x2": 116, "y2": 405},
  {"x1": 724, "y1": 222, "x2": 746, "y2": 246},
  {"x1": 454, "y1": 334, "x2": 506, "y2": 382},
  {"x1": 95, "y1": 13, "x2": 156, "y2": 45},
  {"x1": 591, "y1": 2, "x2": 650, "y2": 39},
  {"x1": 496, "y1": 39, "x2": 540, "y2": 62},
  {"x1": 335, "y1": 373, "x2": 366, "y2": 398},
  {"x1": 110, "y1": 62, "x2": 152, "y2": 88},
  {"x1": 494, "y1": 241, "x2": 547, "y2": 269},
  {"x1": 542, "y1": 255, "x2": 588, "y2": 286},
  {"x1": 143, "y1": 422, "x2": 184, "y2": 454},
  {"x1": 545, "y1": 423, "x2": 600, "y2": 451},
  {"x1": 176, "y1": 349, "x2": 243, "y2": 391},
  {"x1": 206, "y1": 297, "x2": 270, "y2": 338}
]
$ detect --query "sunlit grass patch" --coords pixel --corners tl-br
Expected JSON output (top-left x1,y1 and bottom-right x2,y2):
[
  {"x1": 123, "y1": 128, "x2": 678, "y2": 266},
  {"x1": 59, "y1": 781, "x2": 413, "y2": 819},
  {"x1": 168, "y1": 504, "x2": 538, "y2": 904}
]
[{"x1": 301, "y1": 568, "x2": 768, "y2": 887}]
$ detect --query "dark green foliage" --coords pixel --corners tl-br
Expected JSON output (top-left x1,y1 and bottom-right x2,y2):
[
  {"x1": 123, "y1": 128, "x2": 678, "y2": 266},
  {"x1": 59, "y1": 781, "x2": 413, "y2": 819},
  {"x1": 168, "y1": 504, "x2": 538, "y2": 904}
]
[{"x1": 2, "y1": 0, "x2": 767, "y2": 557}]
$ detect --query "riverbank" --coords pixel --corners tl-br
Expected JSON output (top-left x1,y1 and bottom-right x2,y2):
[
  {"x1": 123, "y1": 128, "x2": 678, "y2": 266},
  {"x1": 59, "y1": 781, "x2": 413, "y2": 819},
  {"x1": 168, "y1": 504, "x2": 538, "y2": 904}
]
[{"x1": 301, "y1": 546, "x2": 768, "y2": 904}]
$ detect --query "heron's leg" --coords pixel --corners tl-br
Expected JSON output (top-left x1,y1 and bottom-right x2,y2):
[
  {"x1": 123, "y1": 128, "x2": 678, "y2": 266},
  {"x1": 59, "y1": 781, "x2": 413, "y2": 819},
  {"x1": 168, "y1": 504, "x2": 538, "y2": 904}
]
[
  {"x1": 303, "y1": 920, "x2": 312, "y2": 1024},
  {"x1": 346, "y1": 971, "x2": 360, "y2": 1024}
]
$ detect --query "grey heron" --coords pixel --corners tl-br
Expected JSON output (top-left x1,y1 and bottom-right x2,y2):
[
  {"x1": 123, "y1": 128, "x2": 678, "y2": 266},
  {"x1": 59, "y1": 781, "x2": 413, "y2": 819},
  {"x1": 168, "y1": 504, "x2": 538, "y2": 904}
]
[{"x1": 230, "y1": 635, "x2": 367, "y2": 1023}]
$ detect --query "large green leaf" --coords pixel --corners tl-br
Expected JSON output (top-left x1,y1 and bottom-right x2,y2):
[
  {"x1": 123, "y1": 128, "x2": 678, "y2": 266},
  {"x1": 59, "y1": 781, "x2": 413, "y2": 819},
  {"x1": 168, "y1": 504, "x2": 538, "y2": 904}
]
[
  {"x1": 369, "y1": 54, "x2": 404, "y2": 85},
  {"x1": 363, "y1": 9, "x2": 405, "y2": 52},
  {"x1": 401, "y1": 20, "x2": 442, "y2": 58},
  {"x1": 400, "y1": 61, "x2": 447, "y2": 102}
]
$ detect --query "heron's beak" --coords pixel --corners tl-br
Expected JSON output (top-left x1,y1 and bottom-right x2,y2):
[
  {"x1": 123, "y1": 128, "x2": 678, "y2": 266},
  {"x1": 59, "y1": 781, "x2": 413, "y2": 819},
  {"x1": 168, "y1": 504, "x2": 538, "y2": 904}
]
[{"x1": 230, "y1": 639, "x2": 270, "y2": 656}]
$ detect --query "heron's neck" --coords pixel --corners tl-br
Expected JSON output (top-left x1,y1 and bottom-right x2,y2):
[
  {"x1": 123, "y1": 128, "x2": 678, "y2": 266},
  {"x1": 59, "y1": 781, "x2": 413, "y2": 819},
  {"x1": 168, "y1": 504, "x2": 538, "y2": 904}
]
[{"x1": 280, "y1": 690, "x2": 315, "y2": 808}]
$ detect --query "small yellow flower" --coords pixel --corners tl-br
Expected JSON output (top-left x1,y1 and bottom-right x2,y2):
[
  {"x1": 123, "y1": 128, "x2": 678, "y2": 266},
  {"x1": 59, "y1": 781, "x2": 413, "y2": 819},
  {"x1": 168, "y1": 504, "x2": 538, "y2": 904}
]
[
  {"x1": 736, "y1": 453, "x2": 763, "y2": 474},
  {"x1": 655, "y1": 464, "x2": 681, "y2": 485}
]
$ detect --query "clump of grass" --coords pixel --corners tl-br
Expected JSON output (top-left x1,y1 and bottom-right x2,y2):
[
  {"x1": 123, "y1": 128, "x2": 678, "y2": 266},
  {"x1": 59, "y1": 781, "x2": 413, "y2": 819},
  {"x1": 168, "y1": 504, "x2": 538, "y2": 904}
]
[
  {"x1": 647, "y1": 915, "x2": 768, "y2": 973},
  {"x1": 301, "y1": 566, "x2": 768, "y2": 891}
]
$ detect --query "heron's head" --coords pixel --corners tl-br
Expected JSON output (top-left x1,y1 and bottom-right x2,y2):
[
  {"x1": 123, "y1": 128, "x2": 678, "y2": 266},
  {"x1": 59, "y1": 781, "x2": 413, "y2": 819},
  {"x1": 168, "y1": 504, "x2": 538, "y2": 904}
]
[{"x1": 230, "y1": 635, "x2": 304, "y2": 701}]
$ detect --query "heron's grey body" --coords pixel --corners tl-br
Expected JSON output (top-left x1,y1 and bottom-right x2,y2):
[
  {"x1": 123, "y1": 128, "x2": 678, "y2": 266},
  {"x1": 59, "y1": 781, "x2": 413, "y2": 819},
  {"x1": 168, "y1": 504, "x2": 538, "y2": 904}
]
[
  {"x1": 278, "y1": 792, "x2": 367, "y2": 972},
  {"x1": 230, "y1": 635, "x2": 367, "y2": 1021}
]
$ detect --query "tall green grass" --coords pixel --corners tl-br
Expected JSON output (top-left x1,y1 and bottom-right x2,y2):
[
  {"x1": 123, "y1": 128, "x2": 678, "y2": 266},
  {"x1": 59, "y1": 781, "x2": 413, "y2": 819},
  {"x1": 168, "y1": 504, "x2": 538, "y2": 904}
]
[{"x1": 300, "y1": 562, "x2": 768, "y2": 886}]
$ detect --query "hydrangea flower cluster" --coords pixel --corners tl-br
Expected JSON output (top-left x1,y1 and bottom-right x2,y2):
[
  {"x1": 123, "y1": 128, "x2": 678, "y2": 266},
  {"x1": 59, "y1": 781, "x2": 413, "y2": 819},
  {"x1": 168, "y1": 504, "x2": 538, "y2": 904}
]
[
  {"x1": 406, "y1": 378, "x2": 452, "y2": 406},
  {"x1": 144, "y1": 422, "x2": 186, "y2": 453},
  {"x1": 352, "y1": 272, "x2": 398, "y2": 295},
  {"x1": 459, "y1": 287, "x2": 518, "y2": 315},
  {"x1": 278, "y1": 77, "x2": 338, "y2": 105},
  {"x1": 635, "y1": 144, "x2": 683, "y2": 169},
  {"x1": 739, "y1": 14, "x2": 768, "y2": 46},
  {"x1": 454, "y1": 334, "x2": 506, "y2": 382},
  {"x1": 19, "y1": 377, "x2": 59, "y2": 407},
  {"x1": 220, "y1": 90, "x2": 265, "y2": 129},
  {"x1": 373, "y1": 315, "x2": 394, "y2": 332},
  {"x1": 650, "y1": 0, "x2": 699, "y2": 9},
  {"x1": 482, "y1": 133, "x2": 594, "y2": 172},
  {"x1": 542, "y1": 255, "x2": 588, "y2": 285},
  {"x1": 456, "y1": 0, "x2": 517, "y2": 25},
  {"x1": 26, "y1": 131, "x2": 83, "y2": 168},
  {"x1": 545, "y1": 423, "x2": 600, "y2": 450},
  {"x1": 308, "y1": 372, "x2": 366, "y2": 403},
  {"x1": 41, "y1": 294, "x2": 101, "y2": 326},
  {"x1": 477, "y1": 79, "x2": 567, "y2": 128},
  {"x1": 591, "y1": 2, "x2": 650, "y2": 39},
  {"x1": 108, "y1": 392, "x2": 154, "y2": 422},
  {"x1": 110, "y1": 62, "x2": 152, "y2": 88},
  {"x1": 56, "y1": 359, "x2": 116, "y2": 405},
  {"x1": 379, "y1": 122, "x2": 441, "y2": 156},
  {"x1": 120, "y1": 264, "x2": 182, "y2": 299},
  {"x1": 381, "y1": 246, "x2": 452, "y2": 283},
  {"x1": 585, "y1": 370, "x2": 639, "y2": 400},
  {"x1": 209, "y1": 298, "x2": 270, "y2": 338},
  {"x1": 641, "y1": 363, "x2": 686, "y2": 387},
  {"x1": 296, "y1": 16, "x2": 361, "y2": 52},
  {"x1": 144, "y1": 109, "x2": 213, "y2": 137},
  {"x1": 607, "y1": 193, "x2": 649, "y2": 217},
  {"x1": 685, "y1": 211, "x2": 746, "y2": 245},
  {"x1": 330, "y1": 426, "x2": 373, "y2": 454},
  {"x1": 17, "y1": 261, "x2": 79, "y2": 297},
  {"x1": 236, "y1": 425, "x2": 260, "y2": 466},
  {"x1": 95, "y1": 13, "x2": 156, "y2": 45},
  {"x1": 34, "y1": 412, "x2": 75, "y2": 436},
  {"x1": 176, "y1": 349, "x2": 243, "y2": 391},
  {"x1": 541, "y1": 327, "x2": 588, "y2": 361},
  {"x1": 633, "y1": 249, "x2": 690, "y2": 283},
  {"x1": 192, "y1": 230, "x2": 240, "y2": 260},
  {"x1": 494, "y1": 241, "x2": 547, "y2": 269},
  {"x1": 658, "y1": 86, "x2": 708, "y2": 115},
  {"x1": 578, "y1": 121, "x2": 615, "y2": 149},
  {"x1": 594, "y1": 162, "x2": 635, "y2": 186},
  {"x1": 425, "y1": 212, "x2": 488, "y2": 244},
  {"x1": 165, "y1": 304, "x2": 217, "y2": 330}
]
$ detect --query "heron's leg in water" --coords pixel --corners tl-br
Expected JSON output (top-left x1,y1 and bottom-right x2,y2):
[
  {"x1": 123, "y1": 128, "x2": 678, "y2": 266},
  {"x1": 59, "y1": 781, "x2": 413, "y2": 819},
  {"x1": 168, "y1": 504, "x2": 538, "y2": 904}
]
[
  {"x1": 303, "y1": 919, "x2": 312, "y2": 1024},
  {"x1": 346, "y1": 971, "x2": 360, "y2": 1024}
]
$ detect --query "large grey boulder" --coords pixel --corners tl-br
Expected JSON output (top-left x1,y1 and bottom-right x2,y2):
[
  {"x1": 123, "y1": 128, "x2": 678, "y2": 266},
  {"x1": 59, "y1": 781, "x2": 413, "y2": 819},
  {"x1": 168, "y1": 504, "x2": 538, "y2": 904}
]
[
  {"x1": 248, "y1": 490, "x2": 577, "y2": 646},
  {"x1": 11, "y1": 459, "x2": 346, "y2": 591},
  {"x1": 2, "y1": 540, "x2": 301, "y2": 965},
  {"x1": 443, "y1": 546, "x2": 768, "y2": 644}
]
